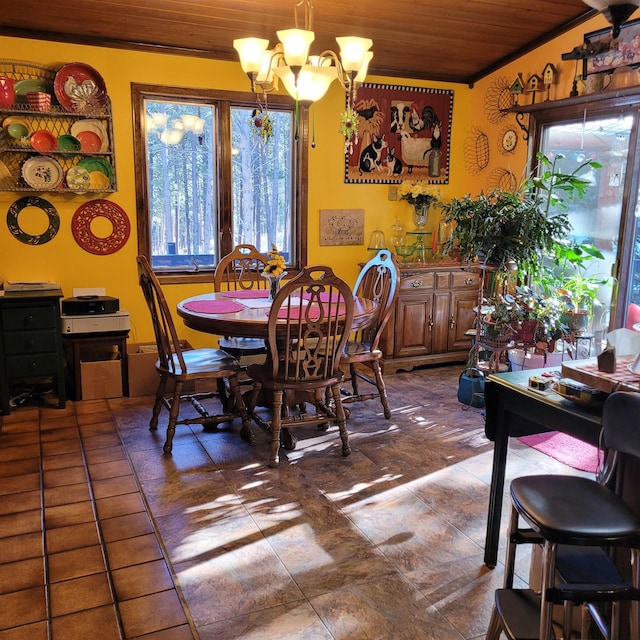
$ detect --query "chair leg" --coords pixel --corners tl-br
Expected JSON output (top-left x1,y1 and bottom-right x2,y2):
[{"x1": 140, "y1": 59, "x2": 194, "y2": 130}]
[
  {"x1": 539, "y1": 540, "x2": 557, "y2": 640},
  {"x1": 227, "y1": 374, "x2": 254, "y2": 443},
  {"x1": 149, "y1": 375, "x2": 167, "y2": 432},
  {"x1": 349, "y1": 363, "x2": 359, "y2": 397},
  {"x1": 330, "y1": 384, "x2": 351, "y2": 458},
  {"x1": 269, "y1": 390, "x2": 284, "y2": 467},
  {"x1": 163, "y1": 381, "x2": 184, "y2": 454},
  {"x1": 485, "y1": 604, "x2": 503, "y2": 640},
  {"x1": 371, "y1": 360, "x2": 391, "y2": 419},
  {"x1": 503, "y1": 505, "x2": 519, "y2": 589}
]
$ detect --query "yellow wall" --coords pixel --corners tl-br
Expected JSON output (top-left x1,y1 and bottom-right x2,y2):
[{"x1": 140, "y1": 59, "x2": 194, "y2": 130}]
[{"x1": 0, "y1": 15, "x2": 610, "y2": 347}]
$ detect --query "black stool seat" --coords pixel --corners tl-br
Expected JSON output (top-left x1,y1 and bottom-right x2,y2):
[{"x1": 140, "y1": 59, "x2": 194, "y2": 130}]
[{"x1": 511, "y1": 475, "x2": 640, "y2": 545}]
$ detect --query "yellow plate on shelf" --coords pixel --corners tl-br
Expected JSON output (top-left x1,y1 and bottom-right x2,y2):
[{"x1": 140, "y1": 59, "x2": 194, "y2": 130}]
[{"x1": 88, "y1": 170, "x2": 110, "y2": 190}]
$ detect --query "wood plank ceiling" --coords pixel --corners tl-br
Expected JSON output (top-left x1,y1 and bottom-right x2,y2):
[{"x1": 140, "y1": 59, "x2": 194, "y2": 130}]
[{"x1": 0, "y1": 0, "x2": 602, "y2": 85}]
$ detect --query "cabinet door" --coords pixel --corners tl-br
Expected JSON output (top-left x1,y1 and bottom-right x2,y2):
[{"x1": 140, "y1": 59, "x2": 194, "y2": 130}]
[
  {"x1": 395, "y1": 295, "x2": 433, "y2": 357},
  {"x1": 448, "y1": 290, "x2": 477, "y2": 351}
]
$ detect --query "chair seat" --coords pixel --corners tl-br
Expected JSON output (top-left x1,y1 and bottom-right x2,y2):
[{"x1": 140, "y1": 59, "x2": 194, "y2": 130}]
[
  {"x1": 343, "y1": 340, "x2": 381, "y2": 361},
  {"x1": 218, "y1": 336, "x2": 267, "y2": 357},
  {"x1": 158, "y1": 348, "x2": 240, "y2": 379},
  {"x1": 511, "y1": 475, "x2": 640, "y2": 545}
]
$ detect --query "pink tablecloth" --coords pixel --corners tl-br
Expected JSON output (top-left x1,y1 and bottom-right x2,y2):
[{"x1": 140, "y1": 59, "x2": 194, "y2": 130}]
[{"x1": 183, "y1": 300, "x2": 245, "y2": 314}]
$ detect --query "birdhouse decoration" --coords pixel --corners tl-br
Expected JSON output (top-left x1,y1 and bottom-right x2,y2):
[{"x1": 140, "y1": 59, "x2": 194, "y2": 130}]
[
  {"x1": 542, "y1": 63, "x2": 557, "y2": 99},
  {"x1": 509, "y1": 74, "x2": 525, "y2": 105},
  {"x1": 526, "y1": 73, "x2": 543, "y2": 103}
]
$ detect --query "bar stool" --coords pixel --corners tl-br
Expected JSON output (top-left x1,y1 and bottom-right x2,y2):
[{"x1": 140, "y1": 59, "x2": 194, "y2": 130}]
[{"x1": 486, "y1": 391, "x2": 640, "y2": 640}]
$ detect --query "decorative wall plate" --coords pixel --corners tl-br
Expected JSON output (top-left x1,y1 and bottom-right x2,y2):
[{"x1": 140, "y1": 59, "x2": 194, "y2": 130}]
[
  {"x1": 71, "y1": 199, "x2": 130, "y2": 255},
  {"x1": 30, "y1": 130, "x2": 57, "y2": 155},
  {"x1": 7, "y1": 196, "x2": 59, "y2": 245},
  {"x1": 21, "y1": 156, "x2": 64, "y2": 189},
  {"x1": 70, "y1": 120, "x2": 109, "y2": 152},
  {"x1": 66, "y1": 166, "x2": 91, "y2": 194},
  {"x1": 54, "y1": 62, "x2": 108, "y2": 113}
]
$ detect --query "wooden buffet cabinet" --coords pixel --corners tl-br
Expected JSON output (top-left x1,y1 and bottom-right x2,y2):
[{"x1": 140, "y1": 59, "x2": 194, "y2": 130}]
[{"x1": 380, "y1": 263, "x2": 480, "y2": 374}]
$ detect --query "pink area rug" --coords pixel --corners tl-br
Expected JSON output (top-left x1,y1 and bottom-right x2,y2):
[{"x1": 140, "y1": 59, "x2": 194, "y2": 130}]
[{"x1": 518, "y1": 432, "x2": 602, "y2": 473}]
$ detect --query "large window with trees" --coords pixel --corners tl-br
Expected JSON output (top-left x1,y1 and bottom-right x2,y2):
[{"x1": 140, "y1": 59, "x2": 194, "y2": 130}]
[{"x1": 132, "y1": 84, "x2": 306, "y2": 283}]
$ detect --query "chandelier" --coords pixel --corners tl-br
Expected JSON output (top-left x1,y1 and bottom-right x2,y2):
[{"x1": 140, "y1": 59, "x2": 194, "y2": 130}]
[
  {"x1": 582, "y1": 0, "x2": 640, "y2": 37},
  {"x1": 233, "y1": 0, "x2": 372, "y2": 114}
]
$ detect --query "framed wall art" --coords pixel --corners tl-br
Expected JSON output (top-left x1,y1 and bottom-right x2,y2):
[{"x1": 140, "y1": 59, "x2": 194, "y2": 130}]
[
  {"x1": 344, "y1": 83, "x2": 454, "y2": 185},
  {"x1": 583, "y1": 18, "x2": 640, "y2": 76},
  {"x1": 319, "y1": 209, "x2": 364, "y2": 246}
]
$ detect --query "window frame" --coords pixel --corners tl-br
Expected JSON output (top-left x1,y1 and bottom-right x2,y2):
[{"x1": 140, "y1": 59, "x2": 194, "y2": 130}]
[{"x1": 131, "y1": 83, "x2": 308, "y2": 284}]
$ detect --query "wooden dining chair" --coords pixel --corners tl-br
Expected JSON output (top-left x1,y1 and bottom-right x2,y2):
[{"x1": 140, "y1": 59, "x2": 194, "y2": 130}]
[
  {"x1": 339, "y1": 249, "x2": 399, "y2": 418},
  {"x1": 213, "y1": 244, "x2": 270, "y2": 359},
  {"x1": 136, "y1": 256, "x2": 253, "y2": 453},
  {"x1": 246, "y1": 265, "x2": 355, "y2": 467}
]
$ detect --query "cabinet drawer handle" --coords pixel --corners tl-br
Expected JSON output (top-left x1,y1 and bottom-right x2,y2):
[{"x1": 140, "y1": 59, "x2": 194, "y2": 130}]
[
  {"x1": 410, "y1": 279, "x2": 424, "y2": 288},
  {"x1": 28, "y1": 361, "x2": 38, "y2": 371},
  {"x1": 464, "y1": 277, "x2": 475, "y2": 285},
  {"x1": 450, "y1": 315, "x2": 456, "y2": 329},
  {"x1": 24, "y1": 314, "x2": 34, "y2": 325}
]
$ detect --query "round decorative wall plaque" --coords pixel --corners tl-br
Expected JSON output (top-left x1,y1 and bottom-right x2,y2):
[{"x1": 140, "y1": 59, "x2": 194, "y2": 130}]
[
  {"x1": 7, "y1": 196, "x2": 60, "y2": 245},
  {"x1": 71, "y1": 199, "x2": 130, "y2": 255}
]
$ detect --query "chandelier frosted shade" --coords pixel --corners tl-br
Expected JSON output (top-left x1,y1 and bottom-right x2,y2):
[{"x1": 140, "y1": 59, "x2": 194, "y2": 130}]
[
  {"x1": 233, "y1": 38, "x2": 269, "y2": 74},
  {"x1": 336, "y1": 37, "x2": 373, "y2": 73},
  {"x1": 274, "y1": 64, "x2": 338, "y2": 103},
  {"x1": 277, "y1": 29, "x2": 315, "y2": 67}
]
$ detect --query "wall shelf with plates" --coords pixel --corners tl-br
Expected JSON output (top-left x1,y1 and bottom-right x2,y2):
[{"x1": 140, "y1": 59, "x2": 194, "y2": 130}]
[{"x1": 0, "y1": 59, "x2": 117, "y2": 193}]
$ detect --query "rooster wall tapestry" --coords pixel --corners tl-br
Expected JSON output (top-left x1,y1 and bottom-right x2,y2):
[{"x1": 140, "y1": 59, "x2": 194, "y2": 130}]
[{"x1": 344, "y1": 83, "x2": 453, "y2": 185}]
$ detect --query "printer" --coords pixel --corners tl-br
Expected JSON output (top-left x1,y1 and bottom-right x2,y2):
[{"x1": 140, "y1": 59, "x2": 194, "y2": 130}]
[{"x1": 61, "y1": 288, "x2": 130, "y2": 335}]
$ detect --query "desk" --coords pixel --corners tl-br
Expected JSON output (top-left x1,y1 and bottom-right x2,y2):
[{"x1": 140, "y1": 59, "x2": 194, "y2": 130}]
[
  {"x1": 177, "y1": 292, "x2": 378, "y2": 338},
  {"x1": 483, "y1": 366, "x2": 603, "y2": 568}
]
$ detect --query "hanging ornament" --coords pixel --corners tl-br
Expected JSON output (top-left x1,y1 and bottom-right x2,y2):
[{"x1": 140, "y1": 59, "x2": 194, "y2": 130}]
[
  {"x1": 339, "y1": 105, "x2": 359, "y2": 154},
  {"x1": 250, "y1": 106, "x2": 273, "y2": 143}
]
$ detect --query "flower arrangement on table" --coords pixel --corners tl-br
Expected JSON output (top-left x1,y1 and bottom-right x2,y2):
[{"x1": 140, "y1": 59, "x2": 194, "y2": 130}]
[
  {"x1": 398, "y1": 181, "x2": 442, "y2": 207},
  {"x1": 263, "y1": 244, "x2": 287, "y2": 276}
]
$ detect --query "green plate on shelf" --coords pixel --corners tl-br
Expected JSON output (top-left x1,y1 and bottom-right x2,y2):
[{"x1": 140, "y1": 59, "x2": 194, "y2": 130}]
[
  {"x1": 58, "y1": 134, "x2": 82, "y2": 158},
  {"x1": 78, "y1": 157, "x2": 113, "y2": 181}
]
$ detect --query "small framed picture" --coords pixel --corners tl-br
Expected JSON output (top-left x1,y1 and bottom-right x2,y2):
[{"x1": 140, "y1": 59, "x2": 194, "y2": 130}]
[
  {"x1": 319, "y1": 209, "x2": 364, "y2": 246},
  {"x1": 583, "y1": 18, "x2": 640, "y2": 76}
]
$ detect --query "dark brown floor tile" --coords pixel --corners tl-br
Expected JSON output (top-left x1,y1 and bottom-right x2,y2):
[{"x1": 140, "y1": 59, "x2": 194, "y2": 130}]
[
  {"x1": 0, "y1": 471, "x2": 40, "y2": 496},
  {"x1": 0, "y1": 443, "x2": 40, "y2": 464},
  {"x1": 41, "y1": 451, "x2": 85, "y2": 471},
  {"x1": 82, "y1": 433, "x2": 123, "y2": 450},
  {"x1": 79, "y1": 420, "x2": 118, "y2": 436},
  {"x1": 0, "y1": 416, "x2": 39, "y2": 432},
  {"x1": 50, "y1": 604, "x2": 122, "y2": 640},
  {"x1": 106, "y1": 533, "x2": 164, "y2": 570},
  {"x1": 0, "y1": 557, "x2": 45, "y2": 595},
  {"x1": 44, "y1": 482, "x2": 91, "y2": 508},
  {"x1": 95, "y1": 492, "x2": 146, "y2": 520},
  {"x1": 0, "y1": 432, "x2": 39, "y2": 447},
  {"x1": 100, "y1": 512, "x2": 154, "y2": 543},
  {"x1": 45, "y1": 500, "x2": 95, "y2": 529},
  {"x1": 88, "y1": 459, "x2": 133, "y2": 481},
  {"x1": 112, "y1": 559, "x2": 174, "y2": 601},
  {"x1": 0, "y1": 620, "x2": 48, "y2": 640},
  {"x1": 46, "y1": 521, "x2": 100, "y2": 554},
  {"x1": 83, "y1": 444, "x2": 127, "y2": 466},
  {"x1": 49, "y1": 572, "x2": 113, "y2": 617},
  {"x1": 0, "y1": 457, "x2": 41, "y2": 479},
  {"x1": 128, "y1": 624, "x2": 195, "y2": 640},
  {"x1": 0, "y1": 509, "x2": 42, "y2": 539},
  {"x1": 119, "y1": 589, "x2": 189, "y2": 638},
  {"x1": 40, "y1": 439, "x2": 81, "y2": 457},
  {"x1": 43, "y1": 466, "x2": 88, "y2": 488},
  {"x1": 0, "y1": 531, "x2": 43, "y2": 564},
  {"x1": 40, "y1": 426, "x2": 79, "y2": 443},
  {"x1": 0, "y1": 489, "x2": 41, "y2": 517},
  {"x1": 74, "y1": 401, "x2": 110, "y2": 417},
  {"x1": 0, "y1": 585, "x2": 46, "y2": 629},
  {"x1": 48, "y1": 545, "x2": 107, "y2": 583},
  {"x1": 92, "y1": 474, "x2": 139, "y2": 500}
]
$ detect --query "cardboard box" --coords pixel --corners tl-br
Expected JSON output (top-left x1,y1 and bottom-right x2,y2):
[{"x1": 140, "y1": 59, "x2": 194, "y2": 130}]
[
  {"x1": 127, "y1": 341, "x2": 193, "y2": 397},
  {"x1": 81, "y1": 359, "x2": 123, "y2": 400}
]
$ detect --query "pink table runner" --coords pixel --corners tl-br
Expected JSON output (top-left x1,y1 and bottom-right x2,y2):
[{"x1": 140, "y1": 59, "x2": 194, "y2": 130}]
[{"x1": 183, "y1": 300, "x2": 245, "y2": 314}]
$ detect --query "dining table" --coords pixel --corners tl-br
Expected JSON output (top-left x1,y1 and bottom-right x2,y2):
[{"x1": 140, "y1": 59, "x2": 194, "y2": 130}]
[
  {"x1": 177, "y1": 290, "x2": 378, "y2": 442},
  {"x1": 177, "y1": 290, "x2": 378, "y2": 339}
]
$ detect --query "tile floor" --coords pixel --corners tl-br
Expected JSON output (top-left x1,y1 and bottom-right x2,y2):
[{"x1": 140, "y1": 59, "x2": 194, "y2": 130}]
[{"x1": 0, "y1": 365, "x2": 587, "y2": 639}]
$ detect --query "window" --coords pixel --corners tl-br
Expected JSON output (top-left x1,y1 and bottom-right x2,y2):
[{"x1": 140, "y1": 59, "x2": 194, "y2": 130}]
[
  {"x1": 527, "y1": 91, "x2": 640, "y2": 330},
  {"x1": 132, "y1": 84, "x2": 307, "y2": 282}
]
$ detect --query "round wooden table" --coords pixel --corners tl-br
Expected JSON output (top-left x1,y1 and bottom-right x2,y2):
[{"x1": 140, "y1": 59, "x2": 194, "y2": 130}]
[{"x1": 177, "y1": 292, "x2": 378, "y2": 338}]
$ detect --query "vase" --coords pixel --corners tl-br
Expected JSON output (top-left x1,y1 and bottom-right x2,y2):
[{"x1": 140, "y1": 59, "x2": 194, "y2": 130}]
[
  {"x1": 0, "y1": 77, "x2": 15, "y2": 108},
  {"x1": 263, "y1": 271, "x2": 287, "y2": 301},
  {"x1": 412, "y1": 203, "x2": 430, "y2": 230}
]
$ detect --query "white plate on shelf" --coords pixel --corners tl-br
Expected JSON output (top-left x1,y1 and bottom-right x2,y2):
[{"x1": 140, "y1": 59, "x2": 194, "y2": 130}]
[
  {"x1": 70, "y1": 119, "x2": 109, "y2": 152},
  {"x1": 66, "y1": 165, "x2": 91, "y2": 194},
  {"x1": 21, "y1": 156, "x2": 64, "y2": 190}
]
